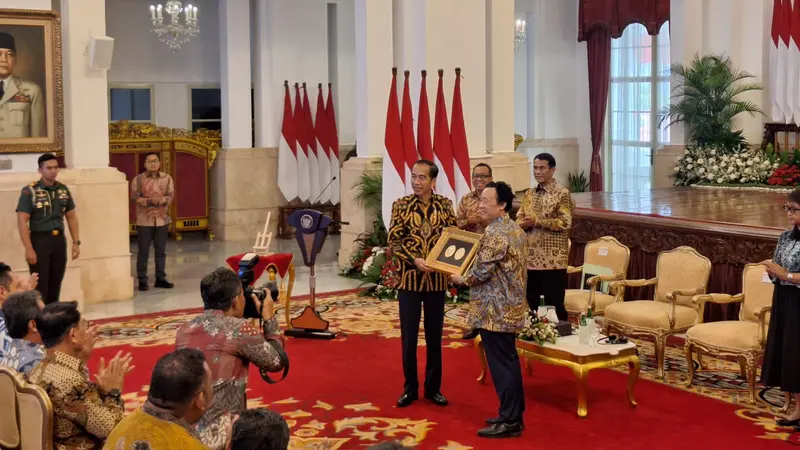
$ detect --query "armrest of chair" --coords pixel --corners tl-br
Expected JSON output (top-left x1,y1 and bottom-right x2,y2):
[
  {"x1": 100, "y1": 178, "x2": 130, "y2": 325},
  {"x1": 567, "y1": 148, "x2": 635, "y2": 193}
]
[
  {"x1": 567, "y1": 265, "x2": 583, "y2": 275},
  {"x1": 587, "y1": 272, "x2": 626, "y2": 308},
  {"x1": 608, "y1": 277, "x2": 658, "y2": 303},
  {"x1": 665, "y1": 288, "x2": 705, "y2": 328},
  {"x1": 757, "y1": 305, "x2": 772, "y2": 347},
  {"x1": 691, "y1": 293, "x2": 744, "y2": 310}
]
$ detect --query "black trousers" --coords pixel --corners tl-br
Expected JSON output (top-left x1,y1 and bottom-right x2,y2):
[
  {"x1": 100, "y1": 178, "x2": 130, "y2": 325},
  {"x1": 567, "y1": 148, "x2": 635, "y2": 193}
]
[
  {"x1": 526, "y1": 269, "x2": 568, "y2": 321},
  {"x1": 480, "y1": 329, "x2": 525, "y2": 422},
  {"x1": 28, "y1": 231, "x2": 67, "y2": 304},
  {"x1": 398, "y1": 290, "x2": 445, "y2": 395},
  {"x1": 136, "y1": 225, "x2": 168, "y2": 282}
]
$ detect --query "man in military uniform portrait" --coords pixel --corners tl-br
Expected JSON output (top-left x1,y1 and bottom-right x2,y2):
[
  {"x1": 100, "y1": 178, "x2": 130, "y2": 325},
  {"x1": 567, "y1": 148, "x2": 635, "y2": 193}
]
[
  {"x1": 387, "y1": 159, "x2": 457, "y2": 408},
  {"x1": 15, "y1": 154, "x2": 80, "y2": 304},
  {"x1": 0, "y1": 31, "x2": 45, "y2": 139}
]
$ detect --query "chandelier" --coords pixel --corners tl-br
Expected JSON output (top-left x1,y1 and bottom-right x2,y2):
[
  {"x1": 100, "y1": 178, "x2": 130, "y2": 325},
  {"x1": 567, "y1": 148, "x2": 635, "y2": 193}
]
[
  {"x1": 149, "y1": 1, "x2": 199, "y2": 52},
  {"x1": 514, "y1": 19, "x2": 527, "y2": 51}
]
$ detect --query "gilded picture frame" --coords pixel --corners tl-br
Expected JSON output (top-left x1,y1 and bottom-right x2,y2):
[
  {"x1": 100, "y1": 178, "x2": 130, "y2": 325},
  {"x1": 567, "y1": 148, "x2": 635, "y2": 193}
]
[
  {"x1": 0, "y1": 9, "x2": 64, "y2": 154},
  {"x1": 426, "y1": 227, "x2": 482, "y2": 276}
]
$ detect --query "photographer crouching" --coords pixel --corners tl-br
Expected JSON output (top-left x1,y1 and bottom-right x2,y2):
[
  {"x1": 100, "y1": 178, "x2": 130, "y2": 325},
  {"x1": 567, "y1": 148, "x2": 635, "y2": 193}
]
[{"x1": 175, "y1": 266, "x2": 288, "y2": 450}]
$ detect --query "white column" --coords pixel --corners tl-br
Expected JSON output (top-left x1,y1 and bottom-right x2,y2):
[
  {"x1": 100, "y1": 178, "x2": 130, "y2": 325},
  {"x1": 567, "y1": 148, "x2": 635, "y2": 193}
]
[
  {"x1": 486, "y1": 0, "x2": 515, "y2": 153},
  {"x1": 253, "y1": 0, "x2": 277, "y2": 149},
  {"x1": 62, "y1": 0, "x2": 110, "y2": 168},
  {"x1": 669, "y1": 0, "x2": 704, "y2": 145},
  {"x1": 392, "y1": 0, "x2": 426, "y2": 116},
  {"x1": 220, "y1": 0, "x2": 252, "y2": 149},
  {"x1": 525, "y1": 11, "x2": 536, "y2": 139},
  {"x1": 703, "y1": 0, "x2": 732, "y2": 56},
  {"x1": 732, "y1": 0, "x2": 769, "y2": 143},
  {"x1": 355, "y1": 0, "x2": 393, "y2": 157}
]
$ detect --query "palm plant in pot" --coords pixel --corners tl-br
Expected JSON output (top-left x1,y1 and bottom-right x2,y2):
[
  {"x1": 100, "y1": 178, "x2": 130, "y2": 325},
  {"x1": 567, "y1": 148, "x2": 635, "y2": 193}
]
[{"x1": 658, "y1": 54, "x2": 763, "y2": 152}]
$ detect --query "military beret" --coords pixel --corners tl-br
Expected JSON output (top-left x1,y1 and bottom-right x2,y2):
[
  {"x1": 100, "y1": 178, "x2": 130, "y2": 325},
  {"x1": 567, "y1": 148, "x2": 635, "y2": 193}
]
[{"x1": 0, "y1": 32, "x2": 16, "y2": 52}]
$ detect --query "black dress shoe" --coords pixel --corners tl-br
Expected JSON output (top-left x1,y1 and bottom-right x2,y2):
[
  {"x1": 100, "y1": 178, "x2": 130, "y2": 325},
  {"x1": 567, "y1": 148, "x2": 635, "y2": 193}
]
[
  {"x1": 477, "y1": 422, "x2": 523, "y2": 438},
  {"x1": 462, "y1": 328, "x2": 479, "y2": 339},
  {"x1": 138, "y1": 281, "x2": 149, "y2": 291},
  {"x1": 424, "y1": 392, "x2": 448, "y2": 406},
  {"x1": 485, "y1": 417, "x2": 525, "y2": 429},
  {"x1": 155, "y1": 279, "x2": 174, "y2": 289},
  {"x1": 776, "y1": 417, "x2": 800, "y2": 427},
  {"x1": 396, "y1": 392, "x2": 418, "y2": 408}
]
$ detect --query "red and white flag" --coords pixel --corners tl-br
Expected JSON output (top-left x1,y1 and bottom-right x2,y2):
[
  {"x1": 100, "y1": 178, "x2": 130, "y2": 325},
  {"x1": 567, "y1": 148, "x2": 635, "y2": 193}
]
[
  {"x1": 432, "y1": 69, "x2": 456, "y2": 204},
  {"x1": 401, "y1": 70, "x2": 418, "y2": 195},
  {"x1": 326, "y1": 84, "x2": 340, "y2": 205},
  {"x1": 383, "y1": 68, "x2": 406, "y2": 226},
  {"x1": 772, "y1": 0, "x2": 783, "y2": 121},
  {"x1": 293, "y1": 83, "x2": 311, "y2": 202},
  {"x1": 779, "y1": 0, "x2": 792, "y2": 122},
  {"x1": 302, "y1": 84, "x2": 321, "y2": 203},
  {"x1": 278, "y1": 81, "x2": 298, "y2": 202},
  {"x1": 451, "y1": 68, "x2": 471, "y2": 203},
  {"x1": 417, "y1": 70, "x2": 434, "y2": 161},
  {"x1": 792, "y1": 0, "x2": 800, "y2": 124},
  {"x1": 315, "y1": 84, "x2": 332, "y2": 204}
]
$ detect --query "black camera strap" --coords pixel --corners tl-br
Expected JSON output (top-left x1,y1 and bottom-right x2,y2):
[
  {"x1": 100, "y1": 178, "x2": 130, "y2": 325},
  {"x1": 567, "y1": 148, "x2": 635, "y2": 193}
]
[{"x1": 258, "y1": 295, "x2": 289, "y2": 384}]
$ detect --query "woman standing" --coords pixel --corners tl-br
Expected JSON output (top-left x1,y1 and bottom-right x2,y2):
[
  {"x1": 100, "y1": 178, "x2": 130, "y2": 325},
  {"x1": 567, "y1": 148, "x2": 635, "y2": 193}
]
[{"x1": 763, "y1": 189, "x2": 800, "y2": 428}]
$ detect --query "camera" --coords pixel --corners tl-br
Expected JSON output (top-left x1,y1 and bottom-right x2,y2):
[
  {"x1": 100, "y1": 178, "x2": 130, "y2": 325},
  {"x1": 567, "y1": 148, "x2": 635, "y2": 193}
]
[{"x1": 237, "y1": 253, "x2": 280, "y2": 319}]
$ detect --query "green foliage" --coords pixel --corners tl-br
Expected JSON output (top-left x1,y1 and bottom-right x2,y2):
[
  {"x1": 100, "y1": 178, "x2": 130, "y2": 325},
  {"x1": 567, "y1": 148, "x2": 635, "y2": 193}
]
[
  {"x1": 567, "y1": 171, "x2": 590, "y2": 193},
  {"x1": 659, "y1": 54, "x2": 763, "y2": 152}
]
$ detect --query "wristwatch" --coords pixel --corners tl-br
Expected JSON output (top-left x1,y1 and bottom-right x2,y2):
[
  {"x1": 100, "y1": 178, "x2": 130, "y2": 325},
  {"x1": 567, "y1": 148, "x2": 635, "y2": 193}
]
[
  {"x1": 789, "y1": 273, "x2": 794, "y2": 281},
  {"x1": 105, "y1": 388, "x2": 121, "y2": 399},
  {"x1": 73, "y1": 240, "x2": 81, "y2": 245}
]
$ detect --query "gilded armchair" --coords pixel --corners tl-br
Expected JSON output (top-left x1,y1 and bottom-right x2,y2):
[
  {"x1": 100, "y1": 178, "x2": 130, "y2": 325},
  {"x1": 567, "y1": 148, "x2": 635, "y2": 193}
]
[
  {"x1": 604, "y1": 246, "x2": 712, "y2": 380},
  {"x1": 684, "y1": 262, "x2": 773, "y2": 403},
  {"x1": 565, "y1": 236, "x2": 631, "y2": 317}
]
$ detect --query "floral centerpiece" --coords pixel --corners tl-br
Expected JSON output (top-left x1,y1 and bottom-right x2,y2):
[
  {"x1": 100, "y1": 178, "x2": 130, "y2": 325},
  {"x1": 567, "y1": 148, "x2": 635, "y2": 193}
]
[
  {"x1": 518, "y1": 311, "x2": 558, "y2": 345},
  {"x1": 673, "y1": 144, "x2": 779, "y2": 187}
]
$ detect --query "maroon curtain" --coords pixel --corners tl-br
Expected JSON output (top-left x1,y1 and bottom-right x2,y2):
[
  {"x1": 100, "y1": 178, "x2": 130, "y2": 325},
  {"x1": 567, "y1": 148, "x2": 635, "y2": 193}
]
[{"x1": 587, "y1": 28, "x2": 611, "y2": 192}]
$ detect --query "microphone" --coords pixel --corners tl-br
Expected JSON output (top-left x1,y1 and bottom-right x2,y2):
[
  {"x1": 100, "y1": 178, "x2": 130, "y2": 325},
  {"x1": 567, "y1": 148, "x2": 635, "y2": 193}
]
[{"x1": 311, "y1": 176, "x2": 337, "y2": 205}]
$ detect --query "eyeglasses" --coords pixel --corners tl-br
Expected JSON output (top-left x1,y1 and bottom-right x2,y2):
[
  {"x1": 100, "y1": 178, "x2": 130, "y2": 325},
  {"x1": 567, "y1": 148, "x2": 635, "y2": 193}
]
[
  {"x1": 472, "y1": 174, "x2": 490, "y2": 180},
  {"x1": 784, "y1": 204, "x2": 800, "y2": 214},
  {"x1": 145, "y1": 160, "x2": 159, "y2": 164}
]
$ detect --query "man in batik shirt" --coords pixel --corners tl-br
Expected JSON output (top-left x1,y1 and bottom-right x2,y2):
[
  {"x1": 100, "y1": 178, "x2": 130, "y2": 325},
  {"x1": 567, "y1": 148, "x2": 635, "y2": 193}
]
[
  {"x1": 0, "y1": 290, "x2": 45, "y2": 374},
  {"x1": 0, "y1": 262, "x2": 37, "y2": 361},
  {"x1": 452, "y1": 181, "x2": 527, "y2": 439},
  {"x1": 175, "y1": 267, "x2": 286, "y2": 450},
  {"x1": 516, "y1": 153, "x2": 575, "y2": 321}
]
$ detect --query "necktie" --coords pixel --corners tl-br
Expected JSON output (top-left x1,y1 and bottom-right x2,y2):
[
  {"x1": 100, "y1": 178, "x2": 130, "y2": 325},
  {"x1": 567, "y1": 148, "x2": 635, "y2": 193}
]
[{"x1": 0, "y1": 81, "x2": 5, "y2": 100}]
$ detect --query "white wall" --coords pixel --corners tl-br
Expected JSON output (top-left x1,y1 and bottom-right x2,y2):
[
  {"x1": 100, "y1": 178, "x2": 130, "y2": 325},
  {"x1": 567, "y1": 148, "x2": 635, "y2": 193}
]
[{"x1": 105, "y1": 0, "x2": 356, "y2": 144}]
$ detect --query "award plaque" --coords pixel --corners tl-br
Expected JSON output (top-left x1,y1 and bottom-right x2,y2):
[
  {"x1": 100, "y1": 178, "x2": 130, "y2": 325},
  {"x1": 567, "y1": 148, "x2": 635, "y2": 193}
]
[{"x1": 426, "y1": 227, "x2": 482, "y2": 275}]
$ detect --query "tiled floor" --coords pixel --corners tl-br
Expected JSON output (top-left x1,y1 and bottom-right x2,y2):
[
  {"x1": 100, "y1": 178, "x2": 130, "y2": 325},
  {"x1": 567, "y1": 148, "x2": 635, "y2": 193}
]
[{"x1": 83, "y1": 234, "x2": 361, "y2": 321}]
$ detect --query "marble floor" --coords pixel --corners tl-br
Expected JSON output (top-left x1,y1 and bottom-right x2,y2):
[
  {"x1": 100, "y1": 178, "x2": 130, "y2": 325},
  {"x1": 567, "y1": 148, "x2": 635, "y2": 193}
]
[{"x1": 82, "y1": 234, "x2": 361, "y2": 321}]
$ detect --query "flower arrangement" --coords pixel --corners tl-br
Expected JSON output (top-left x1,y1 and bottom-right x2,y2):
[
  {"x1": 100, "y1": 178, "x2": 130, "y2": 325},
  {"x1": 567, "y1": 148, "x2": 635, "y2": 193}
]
[
  {"x1": 514, "y1": 134, "x2": 524, "y2": 150},
  {"x1": 768, "y1": 164, "x2": 800, "y2": 186},
  {"x1": 446, "y1": 285, "x2": 470, "y2": 303},
  {"x1": 518, "y1": 311, "x2": 558, "y2": 345},
  {"x1": 672, "y1": 144, "x2": 778, "y2": 187}
]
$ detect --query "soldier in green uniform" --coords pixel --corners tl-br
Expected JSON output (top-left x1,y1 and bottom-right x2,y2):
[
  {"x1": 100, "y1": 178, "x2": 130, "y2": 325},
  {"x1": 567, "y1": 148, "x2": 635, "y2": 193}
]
[{"x1": 15, "y1": 154, "x2": 80, "y2": 304}]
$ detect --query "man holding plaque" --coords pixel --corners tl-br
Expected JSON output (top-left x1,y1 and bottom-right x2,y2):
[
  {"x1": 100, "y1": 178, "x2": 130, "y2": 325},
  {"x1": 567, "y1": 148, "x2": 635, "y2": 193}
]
[
  {"x1": 388, "y1": 159, "x2": 457, "y2": 408},
  {"x1": 452, "y1": 181, "x2": 528, "y2": 438}
]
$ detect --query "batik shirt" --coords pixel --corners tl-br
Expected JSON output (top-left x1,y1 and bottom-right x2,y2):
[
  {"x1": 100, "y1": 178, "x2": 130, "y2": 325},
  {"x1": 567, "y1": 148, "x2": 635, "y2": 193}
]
[
  {"x1": 175, "y1": 310, "x2": 285, "y2": 450},
  {"x1": 130, "y1": 171, "x2": 174, "y2": 227},
  {"x1": 0, "y1": 311, "x2": 10, "y2": 361},
  {"x1": 103, "y1": 401, "x2": 208, "y2": 450},
  {"x1": 0, "y1": 338, "x2": 44, "y2": 374},
  {"x1": 772, "y1": 229, "x2": 800, "y2": 287},
  {"x1": 456, "y1": 190, "x2": 485, "y2": 234},
  {"x1": 463, "y1": 214, "x2": 529, "y2": 333},
  {"x1": 388, "y1": 194, "x2": 457, "y2": 292},
  {"x1": 26, "y1": 351, "x2": 125, "y2": 450},
  {"x1": 516, "y1": 180, "x2": 575, "y2": 270}
]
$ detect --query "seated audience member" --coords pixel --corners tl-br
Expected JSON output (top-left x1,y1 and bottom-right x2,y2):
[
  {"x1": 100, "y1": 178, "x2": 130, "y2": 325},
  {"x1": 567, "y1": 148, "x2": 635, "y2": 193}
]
[
  {"x1": 0, "y1": 262, "x2": 37, "y2": 360},
  {"x1": 104, "y1": 348, "x2": 213, "y2": 450},
  {"x1": 27, "y1": 301, "x2": 134, "y2": 450},
  {"x1": 230, "y1": 408, "x2": 290, "y2": 450},
  {"x1": 176, "y1": 267, "x2": 287, "y2": 450},
  {"x1": 0, "y1": 290, "x2": 45, "y2": 373}
]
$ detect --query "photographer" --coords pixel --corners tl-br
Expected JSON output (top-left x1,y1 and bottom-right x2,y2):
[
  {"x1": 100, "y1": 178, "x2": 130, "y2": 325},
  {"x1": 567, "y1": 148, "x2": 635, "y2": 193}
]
[{"x1": 175, "y1": 267, "x2": 287, "y2": 450}]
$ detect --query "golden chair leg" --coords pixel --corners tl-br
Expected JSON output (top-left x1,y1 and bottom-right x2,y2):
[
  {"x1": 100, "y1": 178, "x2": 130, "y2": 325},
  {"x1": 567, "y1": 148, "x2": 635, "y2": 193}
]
[
  {"x1": 745, "y1": 354, "x2": 757, "y2": 405},
  {"x1": 475, "y1": 335, "x2": 487, "y2": 384},
  {"x1": 627, "y1": 356, "x2": 640, "y2": 408},
  {"x1": 654, "y1": 335, "x2": 668, "y2": 381},
  {"x1": 572, "y1": 365, "x2": 589, "y2": 418},
  {"x1": 684, "y1": 341, "x2": 695, "y2": 388}
]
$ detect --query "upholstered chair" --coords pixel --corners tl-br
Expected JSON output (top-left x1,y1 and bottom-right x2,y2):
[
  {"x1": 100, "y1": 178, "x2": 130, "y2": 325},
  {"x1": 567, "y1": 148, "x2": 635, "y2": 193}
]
[
  {"x1": 0, "y1": 367, "x2": 20, "y2": 449},
  {"x1": 604, "y1": 246, "x2": 712, "y2": 380},
  {"x1": 10, "y1": 368, "x2": 53, "y2": 450},
  {"x1": 565, "y1": 236, "x2": 631, "y2": 317},
  {"x1": 684, "y1": 262, "x2": 773, "y2": 403}
]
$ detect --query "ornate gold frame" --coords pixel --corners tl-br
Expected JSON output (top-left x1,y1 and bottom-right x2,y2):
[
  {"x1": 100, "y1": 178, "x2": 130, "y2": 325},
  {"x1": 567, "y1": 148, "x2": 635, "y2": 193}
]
[
  {"x1": 684, "y1": 262, "x2": 772, "y2": 404},
  {"x1": 1, "y1": 366, "x2": 54, "y2": 450},
  {"x1": 425, "y1": 227, "x2": 481, "y2": 276},
  {"x1": 474, "y1": 336, "x2": 640, "y2": 418},
  {"x1": 604, "y1": 246, "x2": 712, "y2": 381},
  {"x1": 0, "y1": 9, "x2": 64, "y2": 155},
  {"x1": 566, "y1": 235, "x2": 631, "y2": 317}
]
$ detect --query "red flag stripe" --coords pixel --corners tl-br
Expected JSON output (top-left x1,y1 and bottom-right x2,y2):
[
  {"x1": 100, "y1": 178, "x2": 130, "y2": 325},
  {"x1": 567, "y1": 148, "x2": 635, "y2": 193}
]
[
  {"x1": 451, "y1": 68, "x2": 471, "y2": 191},
  {"x1": 433, "y1": 70, "x2": 455, "y2": 191},
  {"x1": 326, "y1": 83, "x2": 339, "y2": 158},
  {"x1": 774, "y1": 0, "x2": 782, "y2": 45},
  {"x1": 401, "y1": 71, "x2": 418, "y2": 172},
  {"x1": 302, "y1": 84, "x2": 317, "y2": 158},
  {"x1": 281, "y1": 82, "x2": 297, "y2": 156},
  {"x1": 293, "y1": 84, "x2": 308, "y2": 156},
  {"x1": 385, "y1": 69, "x2": 405, "y2": 182},
  {"x1": 315, "y1": 84, "x2": 329, "y2": 158},
  {"x1": 417, "y1": 71, "x2": 434, "y2": 161}
]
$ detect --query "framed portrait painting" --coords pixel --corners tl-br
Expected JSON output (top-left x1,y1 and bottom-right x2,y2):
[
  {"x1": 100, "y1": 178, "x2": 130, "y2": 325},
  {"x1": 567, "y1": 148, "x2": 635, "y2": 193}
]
[
  {"x1": 0, "y1": 9, "x2": 63, "y2": 154},
  {"x1": 426, "y1": 227, "x2": 482, "y2": 276}
]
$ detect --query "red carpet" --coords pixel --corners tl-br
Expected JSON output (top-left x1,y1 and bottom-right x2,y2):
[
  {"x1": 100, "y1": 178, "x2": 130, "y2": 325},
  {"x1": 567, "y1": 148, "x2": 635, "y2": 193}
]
[{"x1": 88, "y1": 331, "x2": 790, "y2": 449}]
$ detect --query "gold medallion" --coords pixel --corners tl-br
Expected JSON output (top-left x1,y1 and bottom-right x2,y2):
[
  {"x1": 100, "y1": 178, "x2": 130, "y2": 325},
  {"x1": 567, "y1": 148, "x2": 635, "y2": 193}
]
[
  {"x1": 444, "y1": 245, "x2": 456, "y2": 258},
  {"x1": 455, "y1": 248, "x2": 466, "y2": 261}
]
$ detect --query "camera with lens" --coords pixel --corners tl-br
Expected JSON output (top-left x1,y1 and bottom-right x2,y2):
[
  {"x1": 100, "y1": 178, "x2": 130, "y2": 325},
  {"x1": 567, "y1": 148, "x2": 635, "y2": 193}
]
[{"x1": 237, "y1": 253, "x2": 280, "y2": 319}]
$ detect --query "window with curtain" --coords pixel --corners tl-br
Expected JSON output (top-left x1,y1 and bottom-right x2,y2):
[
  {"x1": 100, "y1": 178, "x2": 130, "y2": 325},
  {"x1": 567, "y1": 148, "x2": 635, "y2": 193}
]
[
  {"x1": 606, "y1": 22, "x2": 670, "y2": 192},
  {"x1": 190, "y1": 87, "x2": 256, "y2": 145}
]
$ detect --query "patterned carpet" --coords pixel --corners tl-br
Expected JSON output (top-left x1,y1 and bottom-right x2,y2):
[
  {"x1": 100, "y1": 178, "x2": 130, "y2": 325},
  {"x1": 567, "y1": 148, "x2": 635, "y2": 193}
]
[{"x1": 89, "y1": 292, "x2": 798, "y2": 447}]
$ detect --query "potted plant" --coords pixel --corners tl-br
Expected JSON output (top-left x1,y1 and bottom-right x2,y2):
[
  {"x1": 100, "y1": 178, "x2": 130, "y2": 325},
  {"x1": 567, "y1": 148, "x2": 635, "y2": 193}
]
[{"x1": 659, "y1": 54, "x2": 763, "y2": 152}]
